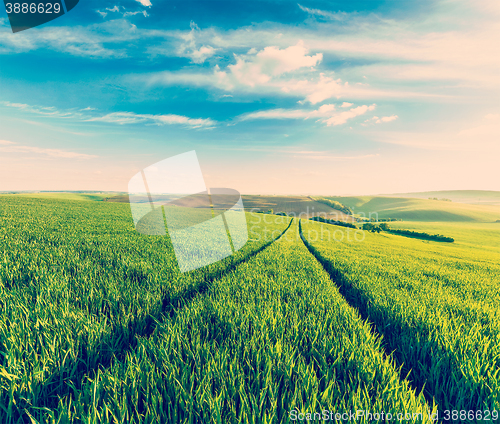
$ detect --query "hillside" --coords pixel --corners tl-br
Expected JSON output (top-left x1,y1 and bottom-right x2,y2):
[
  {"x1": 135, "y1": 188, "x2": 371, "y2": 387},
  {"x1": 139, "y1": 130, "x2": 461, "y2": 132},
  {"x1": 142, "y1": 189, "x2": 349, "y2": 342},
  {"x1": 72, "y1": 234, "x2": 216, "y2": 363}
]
[
  {"x1": 385, "y1": 190, "x2": 500, "y2": 205},
  {"x1": 0, "y1": 192, "x2": 353, "y2": 221},
  {"x1": 329, "y1": 196, "x2": 500, "y2": 222},
  {"x1": 0, "y1": 192, "x2": 124, "y2": 202},
  {"x1": 103, "y1": 193, "x2": 354, "y2": 220}
]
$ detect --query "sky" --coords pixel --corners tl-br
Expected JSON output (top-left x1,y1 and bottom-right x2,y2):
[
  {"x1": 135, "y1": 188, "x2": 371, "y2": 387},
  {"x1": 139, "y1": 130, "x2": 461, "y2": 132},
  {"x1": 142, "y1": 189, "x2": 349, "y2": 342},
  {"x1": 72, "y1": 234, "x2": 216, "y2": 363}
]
[{"x1": 0, "y1": 0, "x2": 499, "y2": 195}]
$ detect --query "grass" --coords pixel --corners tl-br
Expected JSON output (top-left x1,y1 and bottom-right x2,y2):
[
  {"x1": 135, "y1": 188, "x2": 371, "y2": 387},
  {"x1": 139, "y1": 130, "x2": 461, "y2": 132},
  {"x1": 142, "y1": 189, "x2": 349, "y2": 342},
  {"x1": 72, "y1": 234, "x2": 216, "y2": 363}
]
[
  {"x1": 0, "y1": 195, "x2": 290, "y2": 423},
  {"x1": 104, "y1": 193, "x2": 352, "y2": 220},
  {"x1": 386, "y1": 190, "x2": 500, "y2": 205},
  {"x1": 54, "y1": 222, "x2": 434, "y2": 423},
  {"x1": 330, "y1": 195, "x2": 500, "y2": 222},
  {"x1": 0, "y1": 192, "x2": 121, "y2": 202},
  {"x1": 300, "y1": 218, "x2": 500, "y2": 414},
  {"x1": 1, "y1": 194, "x2": 498, "y2": 422}
]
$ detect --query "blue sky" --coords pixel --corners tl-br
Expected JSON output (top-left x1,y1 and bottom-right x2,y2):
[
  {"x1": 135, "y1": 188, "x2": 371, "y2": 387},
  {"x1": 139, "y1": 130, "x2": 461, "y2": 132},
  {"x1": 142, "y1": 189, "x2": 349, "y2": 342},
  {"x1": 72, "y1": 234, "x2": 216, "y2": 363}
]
[{"x1": 0, "y1": 0, "x2": 499, "y2": 194}]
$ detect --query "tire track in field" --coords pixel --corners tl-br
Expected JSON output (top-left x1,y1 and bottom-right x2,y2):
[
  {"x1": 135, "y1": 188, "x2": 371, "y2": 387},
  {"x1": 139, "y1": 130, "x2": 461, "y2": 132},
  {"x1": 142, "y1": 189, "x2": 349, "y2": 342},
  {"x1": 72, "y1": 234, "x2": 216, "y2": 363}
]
[
  {"x1": 298, "y1": 220, "x2": 434, "y2": 408},
  {"x1": 162, "y1": 218, "x2": 294, "y2": 317},
  {"x1": 24, "y1": 219, "x2": 294, "y2": 414}
]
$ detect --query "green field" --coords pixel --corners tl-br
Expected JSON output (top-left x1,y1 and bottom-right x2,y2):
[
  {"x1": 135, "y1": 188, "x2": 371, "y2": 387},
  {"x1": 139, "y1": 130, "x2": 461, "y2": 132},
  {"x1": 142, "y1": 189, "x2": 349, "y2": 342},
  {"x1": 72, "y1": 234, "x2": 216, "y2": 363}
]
[
  {"x1": 386, "y1": 190, "x2": 500, "y2": 206},
  {"x1": 104, "y1": 193, "x2": 352, "y2": 220},
  {"x1": 0, "y1": 193, "x2": 499, "y2": 423},
  {"x1": 330, "y1": 195, "x2": 500, "y2": 222}
]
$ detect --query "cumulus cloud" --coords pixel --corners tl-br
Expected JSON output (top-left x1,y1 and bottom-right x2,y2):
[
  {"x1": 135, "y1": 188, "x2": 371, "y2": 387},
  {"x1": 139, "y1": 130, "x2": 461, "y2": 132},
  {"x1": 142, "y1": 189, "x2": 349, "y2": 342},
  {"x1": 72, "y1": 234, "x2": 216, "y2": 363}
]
[
  {"x1": 173, "y1": 22, "x2": 217, "y2": 64},
  {"x1": 341, "y1": 102, "x2": 353, "y2": 108},
  {"x1": 375, "y1": 115, "x2": 398, "y2": 123},
  {"x1": 135, "y1": 0, "x2": 152, "y2": 6},
  {"x1": 223, "y1": 41, "x2": 322, "y2": 87},
  {"x1": 151, "y1": 41, "x2": 331, "y2": 102}
]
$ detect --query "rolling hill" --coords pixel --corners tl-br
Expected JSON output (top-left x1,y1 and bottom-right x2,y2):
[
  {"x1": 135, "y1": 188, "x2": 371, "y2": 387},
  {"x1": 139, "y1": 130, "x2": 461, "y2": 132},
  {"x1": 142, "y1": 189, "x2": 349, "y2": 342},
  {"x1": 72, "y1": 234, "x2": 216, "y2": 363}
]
[
  {"x1": 328, "y1": 195, "x2": 500, "y2": 222},
  {"x1": 384, "y1": 190, "x2": 500, "y2": 205}
]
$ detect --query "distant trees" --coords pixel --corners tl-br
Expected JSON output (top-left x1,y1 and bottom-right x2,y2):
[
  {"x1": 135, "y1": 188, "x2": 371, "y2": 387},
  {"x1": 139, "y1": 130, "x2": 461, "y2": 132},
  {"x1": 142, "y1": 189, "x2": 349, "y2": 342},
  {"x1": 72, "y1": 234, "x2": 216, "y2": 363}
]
[
  {"x1": 310, "y1": 216, "x2": 357, "y2": 229},
  {"x1": 313, "y1": 198, "x2": 353, "y2": 215},
  {"x1": 388, "y1": 229, "x2": 454, "y2": 242},
  {"x1": 362, "y1": 223, "x2": 381, "y2": 232},
  {"x1": 429, "y1": 197, "x2": 452, "y2": 202},
  {"x1": 379, "y1": 223, "x2": 390, "y2": 231},
  {"x1": 361, "y1": 222, "x2": 453, "y2": 242}
]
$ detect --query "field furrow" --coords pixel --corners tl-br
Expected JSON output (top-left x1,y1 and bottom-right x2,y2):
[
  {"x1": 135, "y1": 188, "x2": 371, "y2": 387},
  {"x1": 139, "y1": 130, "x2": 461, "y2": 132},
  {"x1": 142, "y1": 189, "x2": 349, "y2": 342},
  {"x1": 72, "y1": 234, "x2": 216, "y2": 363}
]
[
  {"x1": 0, "y1": 197, "x2": 291, "y2": 422},
  {"x1": 300, "y1": 218, "x2": 500, "y2": 415},
  {"x1": 35, "y1": 222, "x2": 435, "y2": 423}
]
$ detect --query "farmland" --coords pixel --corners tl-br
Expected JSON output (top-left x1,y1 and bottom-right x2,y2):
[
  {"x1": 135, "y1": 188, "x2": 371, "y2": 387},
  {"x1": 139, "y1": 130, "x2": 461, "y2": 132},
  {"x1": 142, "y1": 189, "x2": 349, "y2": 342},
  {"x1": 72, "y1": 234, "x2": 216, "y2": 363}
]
[
  {"x1": 0, "y1": 193, "x2": 499, "y2": 422},
  {"x1": 330, "y1": 195, "x2": 500, "y2": 222},
  {"x1": 300, "y1": 218, "x2": 500, "y2": 414},
  {"x1": 105, "y1": 193, "x2": 353, "y2": 221}
]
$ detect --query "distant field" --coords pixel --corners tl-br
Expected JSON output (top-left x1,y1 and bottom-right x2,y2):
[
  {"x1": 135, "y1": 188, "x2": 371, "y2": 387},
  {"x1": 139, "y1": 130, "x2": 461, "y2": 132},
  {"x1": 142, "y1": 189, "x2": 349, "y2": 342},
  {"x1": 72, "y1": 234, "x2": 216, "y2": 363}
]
[
  {"x1": 385, "y1": 190, "x2": 500, "y2": 205},
  {"x1": 101, "y1": 193, "x2": 354, "y2": 221},
  {"x1": 0, "y1": 192, "x2": 124, "y2": 202},
  {"x1": 330, "y1": 195, "x2": 500, "y2": 222}
]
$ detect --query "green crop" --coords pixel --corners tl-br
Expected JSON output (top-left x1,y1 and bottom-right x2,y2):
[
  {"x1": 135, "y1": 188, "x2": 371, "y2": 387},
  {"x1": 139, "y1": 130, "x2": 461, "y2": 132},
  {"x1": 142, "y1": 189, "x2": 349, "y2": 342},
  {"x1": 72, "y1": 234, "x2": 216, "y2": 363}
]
[
  {"x1": 1, "y1": 195, "x2": 496, "y2": 422},
  {"x1": 300, "y1": 218, "x2": 500, "y2": 415}
]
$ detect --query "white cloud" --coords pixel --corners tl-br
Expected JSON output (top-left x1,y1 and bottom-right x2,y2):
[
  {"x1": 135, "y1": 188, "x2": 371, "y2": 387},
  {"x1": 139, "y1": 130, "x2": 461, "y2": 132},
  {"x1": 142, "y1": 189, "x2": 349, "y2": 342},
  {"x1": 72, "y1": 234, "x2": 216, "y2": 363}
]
[
  {"x1": 171, "y1": 21, "x2": 217, "y2": 64},
  {"x1": 2, "y1": 101, "x2": 215, "y2": 129},
  {"x1": 0, "y1": 141, "x2": 97, "y2": 159},
  {"x1": 86, "y1": 111, "x2": 215, "y2": 128},
  {"x1": 324, "y1": 104, "x2": 376, "y2": 126},
  {"x1": 222, "y1": 41, "x2": 322, "y2": 88},
  {"x1": 3, "y1": 102, "x2": 83, "y2": 118},
  {"x1": 297, "y1": 4, "x2": 348, "y2": 21},
  {"x1": 375, "y1": 115, "x2": 398, "y2": 123},
  {"x1": 240, "y1": 103, "x2": 375, "y2": 127},
  {"x1": 124, "y1": 10, "x2": 149, "y2": 17},
  {"x1": 341, "y1": 102, "x2": 353, "y2": 108},
  {"x1": 135, "y1": 0, "x2": 152, "y2": 6}
]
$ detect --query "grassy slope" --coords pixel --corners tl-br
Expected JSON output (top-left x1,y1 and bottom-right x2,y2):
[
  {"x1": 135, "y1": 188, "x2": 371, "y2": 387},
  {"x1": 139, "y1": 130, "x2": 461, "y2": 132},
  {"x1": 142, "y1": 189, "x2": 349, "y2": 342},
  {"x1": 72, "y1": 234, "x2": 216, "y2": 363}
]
[
  {"x1": 330, "y1": 196, "x2": 500, "y2": 222},
  {"x1": 101, "y1": 193, "x2": 353, "y2": 220},
  {"x1": 0, "y1": 195, "x2": 291, "y2": 422},
  {"x1": 0, "y1": 192, "x2": 123, "y2": 202},
  {"x1": 302, "y1": 218, "x2": 500, "y2": 412},
  {"x1": 0, "y1": 197, "x2": 435, "y2": 422},
  {"x1": 386, "y1": 190, "x2": 500, "y2": 205}
]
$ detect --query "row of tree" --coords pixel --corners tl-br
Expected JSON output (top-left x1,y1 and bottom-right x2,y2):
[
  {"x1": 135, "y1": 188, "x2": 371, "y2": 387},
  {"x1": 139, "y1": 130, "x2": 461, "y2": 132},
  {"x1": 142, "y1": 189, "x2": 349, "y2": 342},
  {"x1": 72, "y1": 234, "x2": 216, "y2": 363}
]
[
  {"x1": 362, "y1": 222, "x2": 454, "y2": 242},
  {"x1": 313, "y1": 198, "x2": 353, "y2": 215},
  {"x1": 310, "y1": 216, "x2": 357, "y2": 229}
]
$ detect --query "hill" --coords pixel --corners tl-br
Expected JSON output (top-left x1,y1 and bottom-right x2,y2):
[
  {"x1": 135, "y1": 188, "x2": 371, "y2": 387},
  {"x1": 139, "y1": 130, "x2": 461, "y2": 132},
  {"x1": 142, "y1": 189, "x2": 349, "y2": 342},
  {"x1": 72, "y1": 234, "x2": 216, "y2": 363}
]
[
  {"x1": 329, "y1": 196, "x2": 500, "y2": 222},
  {"x1": 103, "y1": 193, "x2": 354, "y2": 220},
  {"x1": 0, "y1": 191, "x2": 124, "y2": 202},
  {"x1": 0, "y1": 192, "x2": 353, "y2": 221},
  {"x1": 385, "y1": 190, "x2": 500, "y2": 205}
]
